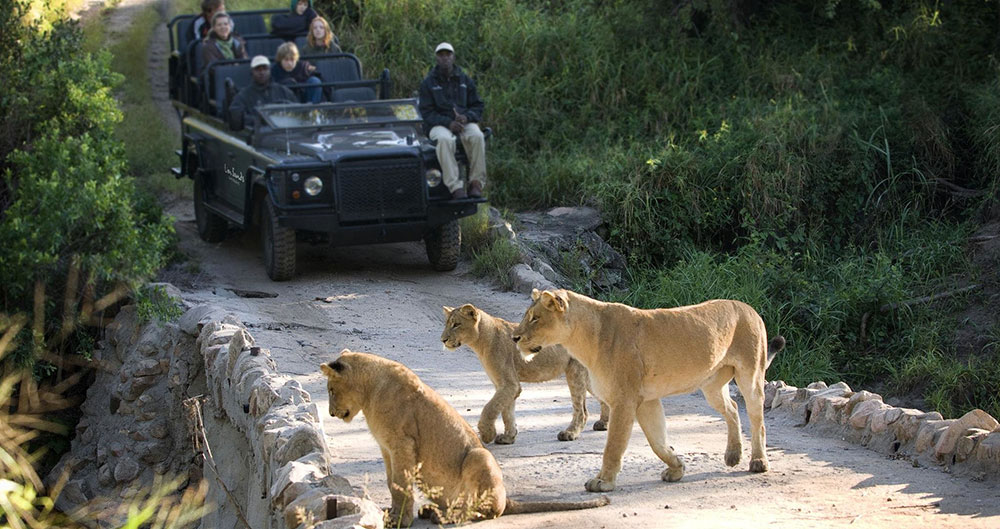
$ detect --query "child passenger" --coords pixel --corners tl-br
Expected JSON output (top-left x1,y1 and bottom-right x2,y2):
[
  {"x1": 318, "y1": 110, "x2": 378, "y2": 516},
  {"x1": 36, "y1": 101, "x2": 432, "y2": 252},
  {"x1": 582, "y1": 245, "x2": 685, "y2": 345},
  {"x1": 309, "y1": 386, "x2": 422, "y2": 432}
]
[
  {"x1": 272, "y1": 42, "x2": 323, "y2": 104},
  {"x1": 303, "y1": 16, "x2": 341, "y2": 55}
]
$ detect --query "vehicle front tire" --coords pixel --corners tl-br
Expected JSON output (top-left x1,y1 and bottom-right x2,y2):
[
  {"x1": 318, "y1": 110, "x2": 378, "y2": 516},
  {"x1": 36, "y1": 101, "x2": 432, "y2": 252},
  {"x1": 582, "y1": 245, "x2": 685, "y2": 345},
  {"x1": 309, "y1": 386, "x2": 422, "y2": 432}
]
[
  {"x1": 194, "y1": 175, "x2": 228, "y2": 243},
  {"x1": 261, "y1": 198, "x2": 297, "y2": 281},
  {"x1": 425, "y1": 220, "x2": 461, "y2": 271}
]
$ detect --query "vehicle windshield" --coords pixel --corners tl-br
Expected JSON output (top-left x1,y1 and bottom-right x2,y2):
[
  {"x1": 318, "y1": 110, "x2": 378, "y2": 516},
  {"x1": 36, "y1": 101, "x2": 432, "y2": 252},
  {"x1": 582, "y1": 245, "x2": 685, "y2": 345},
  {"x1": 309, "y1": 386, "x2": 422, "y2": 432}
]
[{"x1": 257, "y1": 100, "x2": 422, "y2": 130}]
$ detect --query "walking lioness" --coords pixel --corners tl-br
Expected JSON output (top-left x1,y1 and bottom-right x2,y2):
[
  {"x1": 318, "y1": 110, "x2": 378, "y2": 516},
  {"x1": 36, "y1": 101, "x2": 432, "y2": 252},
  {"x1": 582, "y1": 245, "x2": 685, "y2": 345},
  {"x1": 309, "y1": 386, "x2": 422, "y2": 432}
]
[
  {"x1": 441, "y1": 304, "x2": 609, "y2": 444},
  {"x1": 320, "y1": 350, "x2": 610, "y2": 526},
  {"x1": 511, "y1": 289, "x2": 784, "y2": 493}
]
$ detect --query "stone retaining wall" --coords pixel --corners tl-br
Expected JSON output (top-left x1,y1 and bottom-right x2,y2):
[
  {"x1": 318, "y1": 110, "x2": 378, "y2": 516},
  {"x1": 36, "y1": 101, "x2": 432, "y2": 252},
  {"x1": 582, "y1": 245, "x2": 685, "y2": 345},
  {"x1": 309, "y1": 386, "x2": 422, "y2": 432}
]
[
  {"x1": 49, "y1": 296, "x2": 382, "y2": 529},
  {"x1": 765, "y1": 380, "x2": 1000, "y2": 480},
  {"x1": 183, "y1": 304, "x2": 383, "y2": 529}
]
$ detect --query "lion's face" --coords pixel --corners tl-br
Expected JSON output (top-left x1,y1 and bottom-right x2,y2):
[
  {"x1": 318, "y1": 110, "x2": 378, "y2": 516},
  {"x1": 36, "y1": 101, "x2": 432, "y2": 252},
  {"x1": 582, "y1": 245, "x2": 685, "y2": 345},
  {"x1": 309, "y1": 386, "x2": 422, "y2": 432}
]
[
  {"x1": 441, "y1": 304, "x2": 480, "y2": 350},
  {"x1": 319, "y1": 353, "x2": 364, "y2": 423},
  {"x1": 512, "y1": 289, "x2": 569, "y2": 354}
]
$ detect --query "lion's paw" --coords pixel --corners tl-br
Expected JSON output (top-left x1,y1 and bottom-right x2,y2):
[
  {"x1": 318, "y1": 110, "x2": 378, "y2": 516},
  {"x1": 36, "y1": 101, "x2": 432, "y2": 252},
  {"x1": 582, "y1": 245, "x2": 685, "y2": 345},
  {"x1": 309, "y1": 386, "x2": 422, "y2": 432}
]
[
  {"x1": 661, "y1": 463, "x2": 684, "y2": 482},
  {"x1": 478, "y1": 424, "x2": 497, "y2": 444},
  {"x1": 557, "y1": 429, "x2": 580, "y2": 441},
  {"x1": 495, "y1": 432, "x2": 517, "y2": 444},
  {"x1": 724, "y1": 447, "x2": 742, "y2": 467},
  {"x1": 388, "y1": 509, "x2": 414, "y2": 528},
  {"x1": 749, "y1": 458, "x2": 769, "y2": 473},
  {"x1": 585, "y1": 477, "x2": 616, "y2": 492},
  {"x1": 593, "y1": 420, "x2": 608, "y2": 431}
]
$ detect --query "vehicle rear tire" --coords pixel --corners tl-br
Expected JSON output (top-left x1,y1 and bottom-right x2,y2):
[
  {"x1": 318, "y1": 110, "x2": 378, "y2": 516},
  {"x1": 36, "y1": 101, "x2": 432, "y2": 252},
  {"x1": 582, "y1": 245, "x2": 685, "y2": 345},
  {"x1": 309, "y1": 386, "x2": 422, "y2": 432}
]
[
  {"x1": 194, "y1": 175, "x2": 228, "y2": 243},
  {"x1": 261, "y1": 197, "x2": 297, "y2": 281},
  {"x1": 425, "y1": 220, "x2": 461, "y2": 271}
]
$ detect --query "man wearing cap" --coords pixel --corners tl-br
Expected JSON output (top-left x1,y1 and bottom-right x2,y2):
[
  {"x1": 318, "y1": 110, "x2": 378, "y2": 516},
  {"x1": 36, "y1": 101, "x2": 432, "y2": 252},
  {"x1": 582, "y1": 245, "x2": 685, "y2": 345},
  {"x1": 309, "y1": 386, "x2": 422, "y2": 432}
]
[
  {"x1": 418, "y1": 42, "x2": 487, "y2": 199},
  {"x1": 228, "y1": 55, "x2": 298, "y2": 130}
]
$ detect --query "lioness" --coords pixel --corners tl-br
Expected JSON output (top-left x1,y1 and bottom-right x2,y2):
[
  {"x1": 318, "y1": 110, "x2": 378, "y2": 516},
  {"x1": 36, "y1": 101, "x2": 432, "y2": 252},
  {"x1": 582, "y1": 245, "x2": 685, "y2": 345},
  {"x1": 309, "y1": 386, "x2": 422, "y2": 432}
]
[
  {"x1": 511, "y1": 289, "x2": 785, "y2": 493},
  {"x1": 320, "y1": 350, "x2": 610, "y2": 526},
  {"x1": 441, "y1": 304, "x2": 609, "y2": 444}
]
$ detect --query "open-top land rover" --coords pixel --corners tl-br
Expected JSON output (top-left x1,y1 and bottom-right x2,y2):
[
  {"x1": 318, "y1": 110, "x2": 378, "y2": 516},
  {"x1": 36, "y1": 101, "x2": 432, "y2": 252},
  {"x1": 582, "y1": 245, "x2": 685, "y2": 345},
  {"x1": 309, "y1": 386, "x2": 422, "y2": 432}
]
[{"x1": 167, "y1": 9, "x2": 486, "y2": 280}]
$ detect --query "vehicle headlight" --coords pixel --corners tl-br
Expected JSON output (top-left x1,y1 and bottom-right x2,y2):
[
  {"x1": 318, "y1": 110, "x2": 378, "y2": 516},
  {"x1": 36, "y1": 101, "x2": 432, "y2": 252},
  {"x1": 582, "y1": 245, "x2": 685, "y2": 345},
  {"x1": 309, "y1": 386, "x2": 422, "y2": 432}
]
[
  {"x1": 425, "y1": 168, "x2": 442, "y2": 187},
  {"x1": 304, "y1": 176, "x2": 323, "y2": 196}
]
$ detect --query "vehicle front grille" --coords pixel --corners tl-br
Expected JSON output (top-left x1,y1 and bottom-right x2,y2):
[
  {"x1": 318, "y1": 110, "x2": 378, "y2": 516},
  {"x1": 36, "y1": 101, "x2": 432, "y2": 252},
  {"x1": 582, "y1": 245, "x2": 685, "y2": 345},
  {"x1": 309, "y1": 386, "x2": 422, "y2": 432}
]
[{"x1": 336, "y1": 157, "x2": 425, "y2": 223}]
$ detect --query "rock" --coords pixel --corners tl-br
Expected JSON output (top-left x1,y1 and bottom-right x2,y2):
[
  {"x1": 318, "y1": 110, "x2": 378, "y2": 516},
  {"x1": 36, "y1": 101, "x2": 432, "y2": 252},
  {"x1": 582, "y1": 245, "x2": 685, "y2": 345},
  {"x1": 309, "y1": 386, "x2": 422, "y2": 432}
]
[
  {"x1": 179, "y1": 304, "x2": 231, "y2": 336},
  {"x1": 807, "y1": 381, "x2": 828, "y2": 390},
  {"x1": 973, "y1": 432, "x2": 1000, "y2": 463},
  {"x1": 274, "y1": 425, "x2": 328, "y2": 468},
  {"x1": 133, "y1": 358, "x2": 164, "y2": 377},
  {"x1": 955, "y1": 429, "x2": 992, "y2": 463},
  {"x1": 509, "y1": 264, "x2": 557, "y2": 294},
  {"x1": 935, "y1": 409, "x2": 1000, "y2": 459},
  {"x1": 849, "y1": 399, "x2": 887, "y2": 429},
  {"x1": 97, "y1": 464, "x2": 114, "y2": 487},
  {"x1": 915, "y1": 419, "x2": 955, "y2": 454},
  {"x1": 227, "y1": 328, "x2": 256, "y2": 375},
  {"x1": 845, "y1": 390, "x2": 882, "y2": 417},
  {"x1": 763, "y1": 380, "x2": 787, "y2": 409},
  {"x1": 287, "y1": 493, "x2": 383, "y2": 529},
  {"x1": 114, "y1": 457, "x2": 140, "y2": 483},
  {"x1": 123, "y1": 375, "x2": 158, "y2": 401},
  {"x1": 870, "y1": 407, "x2": 903, "y2": 434}
]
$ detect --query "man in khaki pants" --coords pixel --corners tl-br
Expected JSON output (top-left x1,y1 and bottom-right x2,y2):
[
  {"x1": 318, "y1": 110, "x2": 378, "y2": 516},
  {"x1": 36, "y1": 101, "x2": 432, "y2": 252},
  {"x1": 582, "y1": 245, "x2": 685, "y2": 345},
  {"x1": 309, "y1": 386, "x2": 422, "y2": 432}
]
[{"x1": 418, "y1": 42, "x2": 487, "y2": 199}]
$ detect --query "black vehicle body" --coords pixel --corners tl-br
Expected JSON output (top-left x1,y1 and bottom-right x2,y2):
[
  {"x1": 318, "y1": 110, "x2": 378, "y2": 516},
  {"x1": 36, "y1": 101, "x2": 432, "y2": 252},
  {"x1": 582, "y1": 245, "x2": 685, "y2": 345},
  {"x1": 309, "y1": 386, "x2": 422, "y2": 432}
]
[{"x1": 167, "y1": 11, "x2": 485, "y2": 280}]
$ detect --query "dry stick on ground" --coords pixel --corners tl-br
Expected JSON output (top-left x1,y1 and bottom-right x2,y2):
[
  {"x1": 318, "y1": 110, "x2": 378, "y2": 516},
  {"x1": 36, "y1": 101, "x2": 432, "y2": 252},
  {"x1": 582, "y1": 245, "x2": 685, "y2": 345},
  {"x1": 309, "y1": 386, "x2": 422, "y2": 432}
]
[
  {"x1": 183, "y1": 395, "x2": 253, "y2": 529},
  {"x1": 859, "y1": 284, "x2": 981, "y2": 344}
]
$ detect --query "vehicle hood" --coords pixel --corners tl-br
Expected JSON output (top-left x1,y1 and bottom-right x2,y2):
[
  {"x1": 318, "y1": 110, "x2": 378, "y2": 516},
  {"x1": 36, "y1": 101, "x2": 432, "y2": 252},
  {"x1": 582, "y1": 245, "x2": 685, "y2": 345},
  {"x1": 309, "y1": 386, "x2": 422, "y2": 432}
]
[{"x1": 258, "y1": 126, "x2": 427, "y2": 161}]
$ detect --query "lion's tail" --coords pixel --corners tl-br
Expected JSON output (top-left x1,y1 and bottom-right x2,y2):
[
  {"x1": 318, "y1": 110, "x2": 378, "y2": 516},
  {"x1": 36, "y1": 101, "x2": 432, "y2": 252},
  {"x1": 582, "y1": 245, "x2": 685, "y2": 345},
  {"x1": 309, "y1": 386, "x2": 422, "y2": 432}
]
[
  {"x1": 505, "y1": 495, "x2": 610, "y2": 515},
  {"x1": 766, "y1": 335, "x2": 786, "y2": 369}
]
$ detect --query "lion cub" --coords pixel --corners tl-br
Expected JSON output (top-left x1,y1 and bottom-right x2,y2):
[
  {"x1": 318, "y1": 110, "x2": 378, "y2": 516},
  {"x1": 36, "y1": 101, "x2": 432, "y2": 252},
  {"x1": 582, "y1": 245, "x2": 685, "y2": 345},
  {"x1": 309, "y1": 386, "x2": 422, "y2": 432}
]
[
  {"x1": 441, "y1": 304, "x2": 609, "y2": 445},
  {"x1": 320, "y1": 350, "x2": 609, "y2": 526}
]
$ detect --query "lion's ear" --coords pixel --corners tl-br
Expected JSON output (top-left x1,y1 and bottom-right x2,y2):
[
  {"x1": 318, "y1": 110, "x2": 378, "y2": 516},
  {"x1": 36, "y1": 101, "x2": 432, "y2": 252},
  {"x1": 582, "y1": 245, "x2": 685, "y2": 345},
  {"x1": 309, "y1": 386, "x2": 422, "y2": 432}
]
[
  {"x1": 540, "y1": 291, "x2": 567, "y2": 312},
  {"x1": 531, "y1": 288, "x2": 541, "y2": 301},
  {"x1": 442, "y1": 306, "x2": 454, "y2": 317},
  {"x1": 320, "y1": 362, "x2": 336, "y2": 377},
  {"x1": 459, "y1": 304, "x2": 478, "y2": 319},
  {"x1": 323, "y1": 359, "x2": 348, "y2": 376}
]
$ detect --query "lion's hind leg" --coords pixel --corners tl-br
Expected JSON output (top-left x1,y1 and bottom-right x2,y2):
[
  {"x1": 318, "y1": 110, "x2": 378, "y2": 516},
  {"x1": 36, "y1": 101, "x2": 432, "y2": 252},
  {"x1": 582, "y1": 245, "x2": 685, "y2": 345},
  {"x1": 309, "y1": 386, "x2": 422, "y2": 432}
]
[
  {"x1": 635, "y1": 399, "x2": 685, "y2": 483},
  {"x1": 734, "y1": 365, "x2": 769, "y2": 472},
  {"x1": 459, "y1": 448, "x2": 507, "y2": 519},
  {"x1": 700, "y1": 366, "x2": 743, "y2": 467}
]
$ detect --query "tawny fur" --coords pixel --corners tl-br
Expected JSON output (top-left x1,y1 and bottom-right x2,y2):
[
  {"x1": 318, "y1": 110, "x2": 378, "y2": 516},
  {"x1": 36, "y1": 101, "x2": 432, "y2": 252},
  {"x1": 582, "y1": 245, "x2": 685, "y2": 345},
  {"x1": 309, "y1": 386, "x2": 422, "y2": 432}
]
[
  {"x1": 441, "y1": 304, "x2": 610, "y2": 444},
  {"x1": 320, "y1": 350, "x2": 609, "y2": 527},
  {"x1": 511, "y1": 289, "x2": 785, "y2": 493}
]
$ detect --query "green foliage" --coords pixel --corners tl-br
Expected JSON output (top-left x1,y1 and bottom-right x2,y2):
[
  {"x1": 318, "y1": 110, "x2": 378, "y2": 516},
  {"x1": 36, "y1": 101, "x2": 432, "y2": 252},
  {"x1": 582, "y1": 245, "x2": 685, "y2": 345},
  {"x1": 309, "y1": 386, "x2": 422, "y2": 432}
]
[
  {"x1": 135, "y1": 285, "x2": 184, "y2": 324},
  {"x1": 1, "y1": 0, "x2": 174, "y2": 366}
]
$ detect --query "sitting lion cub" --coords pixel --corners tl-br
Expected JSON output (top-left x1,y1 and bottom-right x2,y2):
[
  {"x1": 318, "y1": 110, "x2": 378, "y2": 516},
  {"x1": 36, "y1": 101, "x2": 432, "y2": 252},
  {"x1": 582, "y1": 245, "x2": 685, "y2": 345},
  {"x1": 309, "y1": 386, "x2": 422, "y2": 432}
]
[
  {"x1": 441, "y1": 304, "x2": 609, "y2": 444},
  {"x1": 320, "y1": 350, "x2": 610, "y2": 526},
  {"x1": 512, "y1": 289, "x2": 785, "y2": 493}
]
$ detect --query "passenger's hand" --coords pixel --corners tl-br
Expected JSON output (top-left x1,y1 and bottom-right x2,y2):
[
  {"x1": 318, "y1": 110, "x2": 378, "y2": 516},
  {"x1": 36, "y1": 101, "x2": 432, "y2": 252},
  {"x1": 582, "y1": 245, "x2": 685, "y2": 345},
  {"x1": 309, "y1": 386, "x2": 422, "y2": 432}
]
[
  {"x1": 307, "y1": 64, "x2": 316, "y2": 73},
  {"x1": 449, "y1": 120, "x2": 464, "y2": 134},
  {"x1": 455, "y1": 113, "x2": 469, "y2": 125}
]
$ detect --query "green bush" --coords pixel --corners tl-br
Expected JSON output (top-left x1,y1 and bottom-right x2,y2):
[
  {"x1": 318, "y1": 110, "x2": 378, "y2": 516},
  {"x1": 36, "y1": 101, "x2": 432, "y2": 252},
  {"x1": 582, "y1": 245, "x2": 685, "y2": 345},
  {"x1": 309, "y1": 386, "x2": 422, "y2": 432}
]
[{"x1": 0, "y1": 0, "x2": 173, "y2": 365}]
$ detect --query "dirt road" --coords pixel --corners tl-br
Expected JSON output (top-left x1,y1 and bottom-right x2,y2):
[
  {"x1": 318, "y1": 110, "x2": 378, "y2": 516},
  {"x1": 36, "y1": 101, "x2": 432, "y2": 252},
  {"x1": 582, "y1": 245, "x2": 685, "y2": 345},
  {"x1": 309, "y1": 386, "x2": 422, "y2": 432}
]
[
  {"x1": 138, "y1": 0, "x2": 1000, "y2": 525},
  {"x1": 157, "y1": 199, "x2": 999, "y2": 529}
]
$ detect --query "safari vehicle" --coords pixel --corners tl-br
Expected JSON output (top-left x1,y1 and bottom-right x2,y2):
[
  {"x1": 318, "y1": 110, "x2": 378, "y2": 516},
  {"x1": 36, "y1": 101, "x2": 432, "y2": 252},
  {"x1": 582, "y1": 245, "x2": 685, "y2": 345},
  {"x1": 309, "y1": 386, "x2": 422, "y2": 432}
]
[{"x1": 167, "y1": 11, "x2": 486, "y2": 280}]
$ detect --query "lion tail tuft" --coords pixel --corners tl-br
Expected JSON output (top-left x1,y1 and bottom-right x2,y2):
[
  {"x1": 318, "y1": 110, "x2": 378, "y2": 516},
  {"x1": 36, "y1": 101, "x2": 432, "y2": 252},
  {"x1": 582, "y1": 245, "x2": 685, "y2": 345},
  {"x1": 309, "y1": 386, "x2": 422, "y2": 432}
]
[{"x1": 766, "y1": 336, "x2": 786, "y2": 369}]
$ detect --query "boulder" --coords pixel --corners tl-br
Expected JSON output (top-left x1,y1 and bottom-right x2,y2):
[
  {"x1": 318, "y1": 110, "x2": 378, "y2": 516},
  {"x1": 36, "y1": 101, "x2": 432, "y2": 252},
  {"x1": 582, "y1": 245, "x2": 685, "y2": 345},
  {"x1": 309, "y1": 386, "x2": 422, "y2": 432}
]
[{"x1": 935, "y1": 409, "x2": 1000, "y2": 459}]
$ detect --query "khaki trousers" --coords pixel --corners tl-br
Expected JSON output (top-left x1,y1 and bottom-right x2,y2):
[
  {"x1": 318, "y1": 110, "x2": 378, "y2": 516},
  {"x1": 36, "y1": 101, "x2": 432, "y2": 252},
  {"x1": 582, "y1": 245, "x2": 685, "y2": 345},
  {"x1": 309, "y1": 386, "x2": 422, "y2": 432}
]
[{"x1": 429, "y1": 123, "x2": 487, "y2": 193}]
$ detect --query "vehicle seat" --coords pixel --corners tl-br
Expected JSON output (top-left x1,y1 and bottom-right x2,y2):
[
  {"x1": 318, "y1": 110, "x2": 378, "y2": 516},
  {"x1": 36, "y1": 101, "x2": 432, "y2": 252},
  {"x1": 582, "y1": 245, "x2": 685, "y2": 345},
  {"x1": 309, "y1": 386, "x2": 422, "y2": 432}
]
[
  {"x1": 243, "y1": 35, "x2": 286, "y2": 58},
  {"x1": 230, "y1": 12, "x2": 268, "y2": 36},
  {"x1": 207, "y1": 59, "x2": 252, "y2": 117}
]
